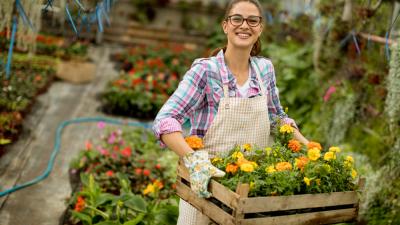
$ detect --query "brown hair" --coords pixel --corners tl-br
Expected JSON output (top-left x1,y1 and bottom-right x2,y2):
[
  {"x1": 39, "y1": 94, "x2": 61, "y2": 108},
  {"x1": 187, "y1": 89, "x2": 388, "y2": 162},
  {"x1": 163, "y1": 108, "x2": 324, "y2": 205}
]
[{"x1": 211, "y1": 0, "x2": 264, "y2": 57}]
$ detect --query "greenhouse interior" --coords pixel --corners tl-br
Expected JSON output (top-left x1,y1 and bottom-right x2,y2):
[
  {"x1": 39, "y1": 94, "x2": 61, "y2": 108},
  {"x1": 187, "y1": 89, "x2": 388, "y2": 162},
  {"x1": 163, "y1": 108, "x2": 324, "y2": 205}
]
[{"x1": 0, "y1": 0, "x2": 399, "y2": 225}]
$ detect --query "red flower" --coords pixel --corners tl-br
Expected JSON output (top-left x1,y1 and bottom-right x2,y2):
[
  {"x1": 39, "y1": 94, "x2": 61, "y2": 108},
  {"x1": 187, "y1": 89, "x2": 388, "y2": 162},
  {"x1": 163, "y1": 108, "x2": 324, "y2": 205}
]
[
  {"x1": 155, "y1": 164, "x2": 161, "y2": 169},
  {"x1": 74, "y1": 196, "x2": 85, "y2": 212},
  {"x1": 85, "y1": 141, "x2": 92, "y2": 150},
  {"x1": 113, "y1": 146, "x2": 119, "y2": 151},
  {"x1": 135, "y1": 168, "x2": 142, "y2": 175},
  {"x1": 106, "y1": 170, "x2": 114, "y2": 177},
  {"x1": 121, "y1": 147, "x2": 132, "y2": 157},
  {"x1": 143, "y1": 169, "x2": 151, "y2": 176}
]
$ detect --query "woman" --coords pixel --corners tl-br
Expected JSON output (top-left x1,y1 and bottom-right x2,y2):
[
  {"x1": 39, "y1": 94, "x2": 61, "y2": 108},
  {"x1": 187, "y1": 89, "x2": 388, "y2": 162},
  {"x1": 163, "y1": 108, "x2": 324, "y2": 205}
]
[{"x1": 153, "y1": 0, "x2": 309, "y2": 224}]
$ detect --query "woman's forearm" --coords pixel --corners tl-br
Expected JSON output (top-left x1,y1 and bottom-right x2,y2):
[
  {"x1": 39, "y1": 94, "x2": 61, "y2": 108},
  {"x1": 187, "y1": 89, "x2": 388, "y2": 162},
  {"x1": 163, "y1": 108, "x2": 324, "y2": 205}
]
[
  {"x1": 160, "y1": 132, "x2": 194, "y2": 157},
  {"x1": 293, "y1": 129, "x2": 309, "y2": 145}
]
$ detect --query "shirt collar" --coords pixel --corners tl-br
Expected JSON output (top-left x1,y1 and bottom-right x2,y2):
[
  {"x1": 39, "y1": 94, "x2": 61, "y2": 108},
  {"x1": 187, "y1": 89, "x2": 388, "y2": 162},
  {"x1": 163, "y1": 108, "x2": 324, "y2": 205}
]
[{"x1": 215, "y1": 49, "x2": 261, "y2": 94}]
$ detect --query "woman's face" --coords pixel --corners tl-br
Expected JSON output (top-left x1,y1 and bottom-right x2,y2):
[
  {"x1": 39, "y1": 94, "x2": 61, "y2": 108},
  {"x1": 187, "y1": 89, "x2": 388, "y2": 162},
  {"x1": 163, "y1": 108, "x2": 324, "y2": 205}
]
[{"x1": 222, "y1": 1, "x2": 263, "y2": 51}]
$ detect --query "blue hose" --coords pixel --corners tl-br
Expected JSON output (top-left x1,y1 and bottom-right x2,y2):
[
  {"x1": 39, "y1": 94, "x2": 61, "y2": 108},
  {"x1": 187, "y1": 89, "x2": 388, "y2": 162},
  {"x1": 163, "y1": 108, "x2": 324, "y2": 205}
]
[{"x1": 0, "y1": 117, "x2": 153, "y2": 197}]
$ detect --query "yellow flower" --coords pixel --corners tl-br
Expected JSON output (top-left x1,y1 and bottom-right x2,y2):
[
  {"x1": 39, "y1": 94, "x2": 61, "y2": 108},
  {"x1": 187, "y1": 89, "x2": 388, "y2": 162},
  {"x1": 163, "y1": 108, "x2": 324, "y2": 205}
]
[
  {"x1": 142, "y1": 184, "x2": 155, "y2": 195},
  {"x1": 266, "y1": 165, "x2": 276, "y2": 173},
  {"x1": 323, "y1": 152, "x2": 336, "y2": 161},
  {"x1": 307, "y1": 141, "x2": 322, "y2": 150},
  {"x1": 345, "y1": 156, "x2": 354, "y2": 164},
  {"x1": 344, "y1": 156, "x2": 354, "y2": 168},
  {"x1": 351, "y1": 169, "x2": 357, "y2": 179},
  {"x1": 243, "y1": 144, "x2": 252, "y2": 152},
  {"x1": 265, "y1": 147, "x2": 272, "y2": 156},
  {"x1": 304, "y1": 177, "x2": 311, "y2": 186},
  {"x1": 232, "y1": 151, "x2": 244, "y2": 160},
  {"x1": 329, "y1": 146, "x2": 341, "y2": 153},
  {"x1": 212, "y1": 157, "x2": 223, "y2": 164},
  {"x1": 279, "y1": 124, "x2": 294, "y2": 134},
  {"x1": 240, "y1": 163, "x2": 254, "y2": 172},
  {"x1": 250, "y1": 181, "x2": 255, "y2": 190},
  {"x1": 294, "y1": 156, "x2": 309, "y2": 171},
  {"x1": 307, "y1": 148, "x2": 321, "y2": 161}
]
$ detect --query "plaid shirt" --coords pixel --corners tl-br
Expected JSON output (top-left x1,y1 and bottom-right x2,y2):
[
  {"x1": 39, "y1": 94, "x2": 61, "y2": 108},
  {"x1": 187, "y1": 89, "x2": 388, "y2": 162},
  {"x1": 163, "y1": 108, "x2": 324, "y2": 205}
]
[{"x1": 153, "y1": 50, "x2": 296, "y2": 144}]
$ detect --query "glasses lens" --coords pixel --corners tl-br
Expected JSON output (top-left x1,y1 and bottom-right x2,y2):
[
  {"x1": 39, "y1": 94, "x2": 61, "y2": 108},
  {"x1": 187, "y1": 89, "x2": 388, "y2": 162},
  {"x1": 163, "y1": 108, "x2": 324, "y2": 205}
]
[
  {"x1": 230, "y1": 15, "x2": 243, "y2": 26},
  {"x1": 247, "y1": 16, "x2": 261, "y2": 26}
]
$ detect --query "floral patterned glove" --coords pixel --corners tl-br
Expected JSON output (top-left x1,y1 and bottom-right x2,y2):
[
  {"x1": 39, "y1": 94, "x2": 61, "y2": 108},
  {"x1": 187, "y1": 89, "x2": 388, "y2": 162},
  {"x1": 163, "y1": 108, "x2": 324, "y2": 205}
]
[{"x1": 183, "y1": 150, "x2": 226, "y2": 198}]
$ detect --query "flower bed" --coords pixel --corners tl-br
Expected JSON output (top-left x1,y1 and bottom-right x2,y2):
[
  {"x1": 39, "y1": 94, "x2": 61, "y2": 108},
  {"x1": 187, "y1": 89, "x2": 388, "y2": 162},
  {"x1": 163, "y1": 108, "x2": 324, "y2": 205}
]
[
  {"x1": 101, "y1": 45, "x2": 198, "y2": 118},
  {"x1": 176, "y1": 125, "x2": 362, "y2": 224},
  {"x1": 64, "y1": 124, "x2": 179, "y2": 225},
  {"x1": 0, "y1": 53, "x2": 56, "y2": 154}
]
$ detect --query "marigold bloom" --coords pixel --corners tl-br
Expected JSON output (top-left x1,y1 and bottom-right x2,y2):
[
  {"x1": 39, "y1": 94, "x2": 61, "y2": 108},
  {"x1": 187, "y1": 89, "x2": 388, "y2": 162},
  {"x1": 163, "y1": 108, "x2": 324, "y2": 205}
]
[
  {"x1": 185, "y1": 136, "x2": 204, "y2": 150},
  {"x1": 279, "y1": 124, "x2": 294, "y2": 134},
  {"x1": 329, "y1": 146, "x2": 341, "y2": 153},
  {"x1": 288, "y1": 139, "x2": 302, "y2": 152},
  {"x1": 323, "y1": 152, "x2": 336, "y2": 161},
  {"x1": 226, "y1": 163, "x2": 238, "y2": 174},
  {"x1": 232, "y1": 151, "x2": 244, "y2": 160},
  {"x1": 143, "y1": 184, "x2": 155, "y2": 195},
  {"x1": 243, "y1": 144, "x2": 252, "y2": 152},
  {"x1": 345, "y1": 156, "x2": 354, "y2": 164},
  {"x1": 294, "y1": 156, "x2": 309, "y2": 171},
  {"x1": 304, "y1": 177, "x2": 311, "y2": 186},
  {"x1": 266, "y1": 165, "x2": 276, "y2": 173},
  {"x1": 307, "y1": 148, "x2": 321, "y2": 161},
  {"x1": 153, "y1": 180, "x2": 164, "y2": 189},
  {"x1": 276, "y1": 162, "x2": 292, "y2": 171},
  {"x1": 351, "y1": 169, "x2": 357, "y2": 179},
  {"x1": 212, "y1": 157, "x2": 223, "y2": 164},
  {"x1": 307, "y1": 141, "x2": 322, "y2": 150},
  {"x1": 240, "y1": 163, "x2": 255, "y2": 172},
  {"x1": 74, "y1": 196, "x2": 85, "y2": 212}
]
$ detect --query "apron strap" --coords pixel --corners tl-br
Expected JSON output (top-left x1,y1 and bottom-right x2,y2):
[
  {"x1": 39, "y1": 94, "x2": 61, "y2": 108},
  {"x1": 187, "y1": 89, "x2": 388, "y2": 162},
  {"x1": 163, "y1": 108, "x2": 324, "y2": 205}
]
[{"x1": 250, "y1": 59, "x2": 267, "y2": 95}]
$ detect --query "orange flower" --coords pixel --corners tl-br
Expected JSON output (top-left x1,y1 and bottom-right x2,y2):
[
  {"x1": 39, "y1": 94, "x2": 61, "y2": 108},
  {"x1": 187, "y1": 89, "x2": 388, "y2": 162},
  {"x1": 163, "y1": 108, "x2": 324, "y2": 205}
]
[
  {"x1": 275, "y1": 162, "x2": 292, "y2": 171},
  {"x1": 185, "y1": 136, "x2": 204, "y2": 150},
  {"x1": 225, "y1": 163, "x2": 238, "y2": 174},
  {"x1": 295, "y1": 156, "x2": 309, "y2": 171},
  {"x1": 288, "y1": 139, "x2": 301, "y2": 152},
  {"x1": 307, "y1": 141, "x2": 322, "y2": 150},
  {"x1": 74, "y1": 196, "x2": 85, "y2": 212},
  {"x1": 153, "y1": 180, "x2": 164, "y2": 189}
]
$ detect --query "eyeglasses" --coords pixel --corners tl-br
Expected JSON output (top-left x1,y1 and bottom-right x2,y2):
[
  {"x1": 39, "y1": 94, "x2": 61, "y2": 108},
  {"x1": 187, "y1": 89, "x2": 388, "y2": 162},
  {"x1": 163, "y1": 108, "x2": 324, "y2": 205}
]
[{"x1": 226, "y1": 14, "x2": 262, "y2": 27}]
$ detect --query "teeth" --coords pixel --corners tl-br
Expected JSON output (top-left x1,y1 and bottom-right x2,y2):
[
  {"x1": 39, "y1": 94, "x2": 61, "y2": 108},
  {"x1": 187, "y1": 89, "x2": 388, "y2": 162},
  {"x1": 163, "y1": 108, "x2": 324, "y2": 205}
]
[{"x1": 237, "y1": 33, "x2": 250, "y2": 38}]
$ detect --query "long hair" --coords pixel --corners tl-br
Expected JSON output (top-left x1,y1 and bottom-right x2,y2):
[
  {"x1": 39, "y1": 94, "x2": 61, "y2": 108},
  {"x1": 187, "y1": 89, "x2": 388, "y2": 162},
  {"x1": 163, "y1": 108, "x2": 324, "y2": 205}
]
[{"x1": 211, "y1": 0, "x2": 264, "y2": 57}]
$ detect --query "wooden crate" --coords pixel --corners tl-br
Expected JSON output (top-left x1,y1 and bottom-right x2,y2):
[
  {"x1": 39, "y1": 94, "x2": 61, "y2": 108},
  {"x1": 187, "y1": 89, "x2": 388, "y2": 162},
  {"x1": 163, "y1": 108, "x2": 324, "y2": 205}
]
[
  {"x1": 56, "y1": 60, "x2": 96, "y2": 83},
  {"x1": 176, "y1": 162, "x2": 364, "y2": 225}
]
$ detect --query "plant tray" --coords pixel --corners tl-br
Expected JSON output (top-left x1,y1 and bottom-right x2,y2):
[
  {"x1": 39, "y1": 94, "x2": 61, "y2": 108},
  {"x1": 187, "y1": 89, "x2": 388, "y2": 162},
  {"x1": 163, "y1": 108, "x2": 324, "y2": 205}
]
[
  {"x1": 56, "y1": 60, "x2": 95, "y2": 83},
  {"x1": 176, "y1": 162, "x2": 364, "y2": 225}
]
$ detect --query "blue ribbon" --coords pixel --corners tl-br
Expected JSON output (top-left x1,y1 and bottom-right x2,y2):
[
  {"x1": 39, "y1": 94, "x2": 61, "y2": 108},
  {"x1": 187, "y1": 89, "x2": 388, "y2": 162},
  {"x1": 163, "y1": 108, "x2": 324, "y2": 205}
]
[
  {"x1": 5, "y1": 16, "x2": 18, "y2": 80},
  {"x1": 96, "y1": 5, "x2": 104, "y2": 32},
  {"x1": 16, "y1": 0, "x2": 35, "y2": 31},
  {"x1": 384, "y1": 11, "x2": 400, "y2": 61},
  {"x1": 66, "y1": 3, "x2": 79, "y2": 36}
]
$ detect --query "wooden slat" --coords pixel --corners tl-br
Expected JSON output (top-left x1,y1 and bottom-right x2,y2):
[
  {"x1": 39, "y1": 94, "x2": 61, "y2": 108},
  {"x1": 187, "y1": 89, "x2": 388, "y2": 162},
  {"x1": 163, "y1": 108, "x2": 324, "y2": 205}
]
[
  {"x1": 241, "y1": 191, "x2": 358, "y2": 213},
  {"x1": 176, "y1": 180, "x2": 235, "y2": 225},
  {"x1": 177, "y1": 163, "x2": 240, "y2": 209},
  {"x1": 239, "y1": 208, "x2": 357, "y2": 225},
  {"x1": 234, "y1": 184, "x2": 250, "y2": 220}
]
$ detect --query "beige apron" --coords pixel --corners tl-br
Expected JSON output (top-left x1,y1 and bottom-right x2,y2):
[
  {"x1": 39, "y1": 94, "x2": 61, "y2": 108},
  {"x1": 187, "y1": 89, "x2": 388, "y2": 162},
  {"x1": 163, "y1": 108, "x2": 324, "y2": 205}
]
[{"x1": 177, "y1": 59, "x2": 271, "y2": 225}]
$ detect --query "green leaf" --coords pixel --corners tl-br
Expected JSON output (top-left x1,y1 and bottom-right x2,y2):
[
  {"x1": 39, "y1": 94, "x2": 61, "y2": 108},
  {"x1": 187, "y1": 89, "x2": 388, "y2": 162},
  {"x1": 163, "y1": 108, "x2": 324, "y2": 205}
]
[
  {"x1": 71, "y1": 211, "x2": 92, "y2": 225},
  {"x1": 124, "y1": 195, "x2": 147, "y2": 213},
  {"x1": 94, "y1": 221, "x2": 120, "y2": 225},
  {"x1": 122, "y1": 213, "x2": 145, "y2": 225},
  {"x1": 95, "y1": 193, "x2": 115, "y2": 207}
]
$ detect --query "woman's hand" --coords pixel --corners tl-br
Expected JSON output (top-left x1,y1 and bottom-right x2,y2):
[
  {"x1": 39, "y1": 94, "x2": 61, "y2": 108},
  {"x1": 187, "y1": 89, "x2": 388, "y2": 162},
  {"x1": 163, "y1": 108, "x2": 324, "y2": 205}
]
[
  {"x1": 183, "y1": 150, "x2": 226, "y2": 198},
  {"x1": 293, "y1": 128, "x2": 309, "y2": 145}
]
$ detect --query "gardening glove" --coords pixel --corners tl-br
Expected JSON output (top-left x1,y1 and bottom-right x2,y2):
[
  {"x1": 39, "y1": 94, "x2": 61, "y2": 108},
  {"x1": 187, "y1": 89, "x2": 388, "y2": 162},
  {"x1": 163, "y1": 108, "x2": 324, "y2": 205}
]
[{"x1": 183, "y1": 150, "x2": 226, "y2": 198}]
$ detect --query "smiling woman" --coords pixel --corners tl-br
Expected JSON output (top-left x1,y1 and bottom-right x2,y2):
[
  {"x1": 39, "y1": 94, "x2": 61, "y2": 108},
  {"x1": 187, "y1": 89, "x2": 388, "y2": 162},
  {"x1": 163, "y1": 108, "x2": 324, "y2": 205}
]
[{"x1": 152, "y1": 0, "x2": 310, "y2": 224}]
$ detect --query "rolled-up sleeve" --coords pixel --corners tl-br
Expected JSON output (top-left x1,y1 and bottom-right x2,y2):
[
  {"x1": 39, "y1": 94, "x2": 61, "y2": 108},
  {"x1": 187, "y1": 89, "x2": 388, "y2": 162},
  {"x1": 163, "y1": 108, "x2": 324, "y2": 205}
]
[
  {"x1": 264, "y1": 61, "x2": 298, "y2": 130},
  {"x1": 153, "y1": 60, "x2": 208, "y2": 146}
]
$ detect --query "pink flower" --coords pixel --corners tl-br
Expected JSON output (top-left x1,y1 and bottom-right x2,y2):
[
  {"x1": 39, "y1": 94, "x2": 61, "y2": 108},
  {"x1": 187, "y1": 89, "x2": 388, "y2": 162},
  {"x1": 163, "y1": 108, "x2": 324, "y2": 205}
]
[
  {"x1": 323, "y1": 86, "x2": 337, "y2": 102},
  {"x1": 135, "y1": 168, "x2": 142, "y2": 175},
  {"x1": 121, "y1": 147, "x2": 132, "y2": 157},
  {"x1": 108, "y1": 134, "x2": 116, "y2": 144},
  {"x1": 97, "y1": 121, "x2": 106, "y2": 129},
  {"x1": 99, "y1": 148, "x2": 109, "y2": 156},
  {"x1": 111, "y1": 153, "x2": 118, "y2": 159}
]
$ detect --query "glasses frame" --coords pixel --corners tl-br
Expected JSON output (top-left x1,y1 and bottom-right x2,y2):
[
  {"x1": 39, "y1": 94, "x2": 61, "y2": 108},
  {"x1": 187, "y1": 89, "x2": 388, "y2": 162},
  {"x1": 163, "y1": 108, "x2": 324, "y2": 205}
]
[{"x1": 226, "y1": 14, "x2": 263, "y2": 27}]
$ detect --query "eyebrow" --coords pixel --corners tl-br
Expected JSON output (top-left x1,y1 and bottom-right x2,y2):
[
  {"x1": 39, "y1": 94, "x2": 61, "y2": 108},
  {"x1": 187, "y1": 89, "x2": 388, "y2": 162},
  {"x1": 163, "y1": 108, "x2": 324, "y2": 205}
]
[{"x1": 230, "y1": 14, "x2": 261, "y2": 17}]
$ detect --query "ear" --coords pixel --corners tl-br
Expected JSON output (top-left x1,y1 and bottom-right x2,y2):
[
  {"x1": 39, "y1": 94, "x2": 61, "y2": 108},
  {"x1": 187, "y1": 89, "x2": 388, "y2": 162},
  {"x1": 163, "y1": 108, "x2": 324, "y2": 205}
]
[{"x1": 222, "y1": 20, "x2": 228, "y2": 34}]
